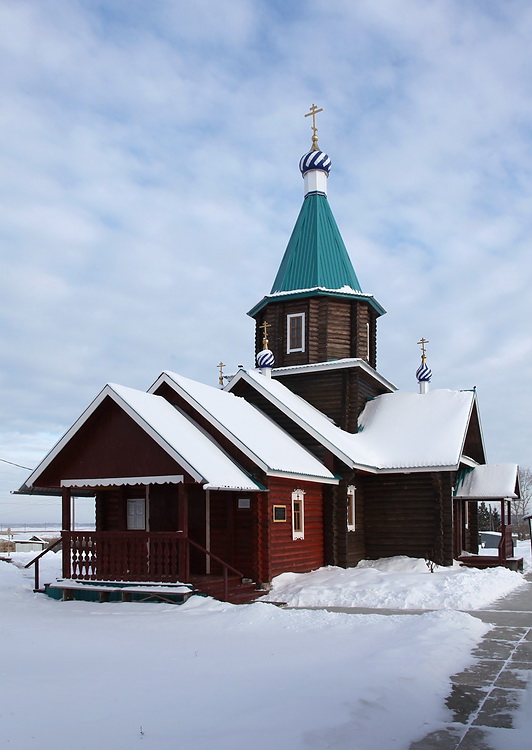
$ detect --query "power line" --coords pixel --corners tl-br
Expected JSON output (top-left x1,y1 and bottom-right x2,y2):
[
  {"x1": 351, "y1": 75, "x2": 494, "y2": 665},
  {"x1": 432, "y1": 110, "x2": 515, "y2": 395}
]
[{"x1": 0, "y1": 458, "x2": 33, "y2": 471}]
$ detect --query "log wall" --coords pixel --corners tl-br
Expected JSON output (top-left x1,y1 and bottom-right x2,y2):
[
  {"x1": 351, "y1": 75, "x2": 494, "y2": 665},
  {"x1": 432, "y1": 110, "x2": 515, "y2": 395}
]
[
  {"x1": 253, "y1": 297, "x2": 378, "y2": 369},
  {"x1": 358, "y1": 471, "x2": 455, "y2": 566},
  {"x1": 263, "y1": 477, "x2": 324, "y2": 581}
]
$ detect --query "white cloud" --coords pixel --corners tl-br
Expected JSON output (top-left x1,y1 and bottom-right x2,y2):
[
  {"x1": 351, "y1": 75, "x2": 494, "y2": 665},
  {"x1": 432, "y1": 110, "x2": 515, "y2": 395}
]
[{"x1": 2, "y1": 0, "x2": 532, "y2": 519}]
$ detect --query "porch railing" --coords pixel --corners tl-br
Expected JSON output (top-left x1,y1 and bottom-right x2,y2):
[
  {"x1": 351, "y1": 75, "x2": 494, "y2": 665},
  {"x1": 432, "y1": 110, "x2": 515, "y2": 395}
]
[{"x1": 61, "y1": 531, "x2": 244, "y2": 600}]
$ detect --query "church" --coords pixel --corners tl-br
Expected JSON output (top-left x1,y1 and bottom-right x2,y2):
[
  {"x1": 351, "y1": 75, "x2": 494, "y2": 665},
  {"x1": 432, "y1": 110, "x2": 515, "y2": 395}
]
[{"x1": 20, "y1": 107, "x2": 522, "y2": 602}]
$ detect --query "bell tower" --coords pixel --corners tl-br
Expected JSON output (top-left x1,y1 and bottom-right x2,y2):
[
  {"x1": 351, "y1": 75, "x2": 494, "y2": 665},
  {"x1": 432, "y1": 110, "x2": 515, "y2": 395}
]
[{"x1": 248, "y1": 106, "x2": 385, "y2": 371}]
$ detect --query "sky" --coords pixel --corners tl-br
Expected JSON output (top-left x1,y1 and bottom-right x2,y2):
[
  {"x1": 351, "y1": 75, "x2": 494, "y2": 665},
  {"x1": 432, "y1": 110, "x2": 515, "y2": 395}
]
[{"x1": 2, "y1": 0, "x2": 532, "y2": 523}]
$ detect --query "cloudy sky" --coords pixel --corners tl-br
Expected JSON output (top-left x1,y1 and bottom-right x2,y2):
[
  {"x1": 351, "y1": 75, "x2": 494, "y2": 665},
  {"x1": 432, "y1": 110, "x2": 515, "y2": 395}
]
[{"x1": 1, "y1": 0, "x2": 532, "y2": 524}]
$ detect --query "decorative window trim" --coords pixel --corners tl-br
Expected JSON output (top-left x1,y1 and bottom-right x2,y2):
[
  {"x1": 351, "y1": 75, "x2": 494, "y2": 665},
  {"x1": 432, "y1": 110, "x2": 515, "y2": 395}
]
[
  {"x1": 273, "y1": 504, "x2": 287, "y2": 522},
  {"x1": 287, "y1": 313, "x2": 305, "y2": 353},
  {"x1": 347, "y1": 485, "x2": 356, "y2": 531},
  {"x1": 291, "y1": 489, "x2": 305, "y2": 540}
]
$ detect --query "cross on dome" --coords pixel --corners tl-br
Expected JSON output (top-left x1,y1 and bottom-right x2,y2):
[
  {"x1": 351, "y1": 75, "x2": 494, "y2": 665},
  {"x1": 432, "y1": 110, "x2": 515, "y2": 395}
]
[
  {"x1": 417, "y1": 337, "x2": 429, "y2": 363},
  {"x1": 305, "y1": 103, "x2": 323, "y2": 151}
]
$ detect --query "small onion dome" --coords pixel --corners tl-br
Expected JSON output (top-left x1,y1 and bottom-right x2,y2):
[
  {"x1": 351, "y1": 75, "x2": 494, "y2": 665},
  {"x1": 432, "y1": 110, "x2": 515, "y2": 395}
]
[
  {"x1": 416, "y1": 362, "x2": 432, "y2": 382},
  {"x1": 299, "y1": 150, "x2": 332, "y2": 176},
  {"x1": 256, "y1": 349, "x2": 275, "y2": 368}
]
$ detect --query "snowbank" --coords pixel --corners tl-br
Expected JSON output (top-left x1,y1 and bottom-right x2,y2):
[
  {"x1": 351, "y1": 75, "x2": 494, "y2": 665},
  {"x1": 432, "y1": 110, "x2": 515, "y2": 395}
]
[{"x1": 261, "y1": 555, "x2": 528, "y2": 609}]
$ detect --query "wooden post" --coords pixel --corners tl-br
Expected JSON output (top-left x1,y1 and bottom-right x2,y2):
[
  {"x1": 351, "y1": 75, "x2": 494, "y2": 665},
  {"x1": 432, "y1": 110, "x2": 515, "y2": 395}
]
[
  {"x1": 177, "y1": 483, "x2": 189, "y2": 582},
  {"x1": 62, "y1": 486, "x2": 72, "y2": 579}
]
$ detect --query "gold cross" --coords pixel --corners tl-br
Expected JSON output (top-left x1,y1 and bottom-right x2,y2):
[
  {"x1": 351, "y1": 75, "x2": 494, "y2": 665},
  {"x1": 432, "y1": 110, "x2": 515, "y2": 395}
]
[
  {"x1": 260, "y1": 320, "x2": 271, "y2": 349},
  {"x1": 417, "y1": 337, "x2": 429, "y2": 363},
  {"x1": 305, "y1": 103, "x2": 323, "y2": 151},
  {"x1": 218, "y1": 361, "x2": 225, "y2": 387}
]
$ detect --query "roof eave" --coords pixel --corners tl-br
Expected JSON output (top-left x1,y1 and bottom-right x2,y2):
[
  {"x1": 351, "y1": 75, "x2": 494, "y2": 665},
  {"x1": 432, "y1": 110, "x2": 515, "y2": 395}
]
[{"x1": 247, "y1": 289, "x2": 386, "y2": 318}]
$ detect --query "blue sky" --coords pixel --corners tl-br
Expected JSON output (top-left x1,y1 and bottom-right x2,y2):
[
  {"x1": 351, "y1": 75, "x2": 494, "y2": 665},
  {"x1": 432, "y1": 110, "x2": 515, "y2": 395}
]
[{"x1": 1, "y1": 0, "x2": 532, "y2": 523}]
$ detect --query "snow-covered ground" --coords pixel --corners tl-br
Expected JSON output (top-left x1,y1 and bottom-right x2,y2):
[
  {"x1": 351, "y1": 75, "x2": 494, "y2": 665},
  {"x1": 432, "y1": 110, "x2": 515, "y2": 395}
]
[
  {"x1": 261, "y1": 540, "x2": 531, "y2": 609},
  {"x1": 0, "y1": 545, "x2": 530, "y2": 750}
]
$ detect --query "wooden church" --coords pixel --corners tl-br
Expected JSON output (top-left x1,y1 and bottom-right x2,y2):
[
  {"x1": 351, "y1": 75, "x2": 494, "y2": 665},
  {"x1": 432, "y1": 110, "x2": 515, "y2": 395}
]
[{"x1": 20, "y1": 107, "x2": 522, "y2": 602}]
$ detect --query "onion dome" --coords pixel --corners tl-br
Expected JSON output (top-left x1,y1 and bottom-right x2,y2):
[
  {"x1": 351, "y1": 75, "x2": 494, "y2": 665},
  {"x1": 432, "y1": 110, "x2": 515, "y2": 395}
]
[
  {"x1": 416, "y1": 362, "x2": 432, "y2": 383},
  {"x1": 256, "y1": 348, "x2": 275, "y2": 369},
  {"x1": 299, "y1": 150, "x2": 332, "y2": 176}
]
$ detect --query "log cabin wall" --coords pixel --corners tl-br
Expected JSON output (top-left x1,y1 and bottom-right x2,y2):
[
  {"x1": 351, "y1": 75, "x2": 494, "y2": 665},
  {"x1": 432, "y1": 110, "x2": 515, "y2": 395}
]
[
  {"x1": 274, "y1": 367, "x2": 389, "y2": 432},
  {"x1": 149, "y1": 484, "x2": 180, "y2": 531},
  {"x1": 358, "y1": 471, "x2": 455, "y2": 566},
  {"x1": 96, "y1": 489, "x2": 126, "y2": 531},
  {"x1": 323, "y1": 475, "x2": 366, "y2": 568},
  {"x1": 253, "y1": 298, "x2": 378, "y2": 370},
  {"x1": 37, "y1": 397, "x2": 191, "y2": 488},
  {"x1": 265, "y1": 477, "x2": 324, "y2": 581}
]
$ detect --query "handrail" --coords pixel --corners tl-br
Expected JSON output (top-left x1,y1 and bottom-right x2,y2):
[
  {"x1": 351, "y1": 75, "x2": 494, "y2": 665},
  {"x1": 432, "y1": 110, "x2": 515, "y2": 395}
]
[
  {"x1": 186, "y1": 537, "x2": 244, "y2": 579},
  {"x1": 186, "y1": 537, "x2": 245, "y2": 601},
  {"x1": 24, "y1": 538, "x2": 62, "y2": 591}
]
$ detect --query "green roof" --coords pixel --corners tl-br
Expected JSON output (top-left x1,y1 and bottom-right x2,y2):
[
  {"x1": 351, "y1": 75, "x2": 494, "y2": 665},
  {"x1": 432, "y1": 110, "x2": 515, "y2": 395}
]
[{"x1": 271, "y1": 193, "x2": 362, "y2": 293}]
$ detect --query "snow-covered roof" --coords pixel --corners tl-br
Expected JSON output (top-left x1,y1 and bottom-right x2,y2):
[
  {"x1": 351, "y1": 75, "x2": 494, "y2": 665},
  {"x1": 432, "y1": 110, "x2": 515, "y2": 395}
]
[
  {"x1": 228, "y1": 370, "x2": 479, "y2": 472},
  {"x1": 353, "y1": 390, "x2": 477, "y2": 471},
  {"x1": 454, "y1": 464, "x2": 519, "y2": 499},
  {"x1": 148, "y1": 371, "x2": 338, "y2": 484},
  {"x1": 23, "y1": 384, "x2": 264, "y2": 493}
]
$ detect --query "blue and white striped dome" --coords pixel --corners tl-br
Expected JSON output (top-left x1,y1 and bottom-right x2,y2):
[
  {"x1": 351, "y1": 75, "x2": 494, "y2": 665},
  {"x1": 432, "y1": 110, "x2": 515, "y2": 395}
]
[
  {"x1": 256, "y1": 349, "x2": 275, "y2": 368},
  {"x1": 299, "y1": 150, "x2": 332, "y2": 176},
  {"x1": 416, "y1": 362, "x2": 432, "y2": 382}
]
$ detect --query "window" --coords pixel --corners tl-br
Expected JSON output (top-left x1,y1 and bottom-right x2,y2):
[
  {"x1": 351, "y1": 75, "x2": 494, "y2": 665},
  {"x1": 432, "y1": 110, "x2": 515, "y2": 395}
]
[
  {"x1": 127, "y1": 497, "x2": 146, "y2": 530},
  {"x1": 347, "y1": 485, "x2": 356, "y2": 531},
  {"x1": 238, "y1": 498, "x2": 251, "y2": 509},
  {"x1": 287, "y1": 313, "x2": 305, "y2": 353},
  {"x1": 292, "y1": 489, "x2": 305, "y2": 540},
  {"x1": 273, "y1": 505, "x2": 287, "y2": 522}
]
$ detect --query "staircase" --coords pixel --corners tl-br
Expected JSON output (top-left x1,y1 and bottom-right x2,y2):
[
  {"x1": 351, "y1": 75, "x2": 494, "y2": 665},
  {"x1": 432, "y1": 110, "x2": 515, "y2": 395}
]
[{"x1": 189, "y1": 574, "x2": 265, "y2": 604}]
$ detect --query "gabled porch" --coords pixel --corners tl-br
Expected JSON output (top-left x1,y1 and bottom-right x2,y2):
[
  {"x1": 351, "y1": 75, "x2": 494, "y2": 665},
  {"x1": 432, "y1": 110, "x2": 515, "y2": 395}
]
[{"x1": 454, "y1": 464, "x2": 523, "y2": 572}]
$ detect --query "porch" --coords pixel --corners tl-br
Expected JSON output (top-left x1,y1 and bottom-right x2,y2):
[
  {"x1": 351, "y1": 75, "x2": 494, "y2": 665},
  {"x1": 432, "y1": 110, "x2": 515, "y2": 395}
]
[{"x1": 59, "y1": 529, "x2": 263, "y2": 603}]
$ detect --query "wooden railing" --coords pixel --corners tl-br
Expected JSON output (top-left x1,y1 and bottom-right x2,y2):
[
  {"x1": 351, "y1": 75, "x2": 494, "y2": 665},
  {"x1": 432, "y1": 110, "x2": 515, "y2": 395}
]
[
  {"x1": 24, "y1": 538, "x2": 62, "y2": 591},
  {"x1": 62, "y1": 531, "x2": 244, "y2": 600},
  {"x1": 498, "y1": 525, "x2": 514, "y2": 561}
]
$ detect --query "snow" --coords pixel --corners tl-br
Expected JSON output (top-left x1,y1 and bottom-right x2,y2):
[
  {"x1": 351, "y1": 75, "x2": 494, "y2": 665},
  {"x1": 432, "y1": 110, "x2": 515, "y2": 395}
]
[
  {"x1": 355, "y1": 389, "x2": 476, "y2": 469},
  {"x1": 454, "y1": 462, "x2": 519, "y2": 498},
  {"x1": 150, "y1": 371, "x2": 336, "y2": 482},
  {"x1": 24, "y1": 383, "x2": 264, "y2": 493},
  {"x1": 1, "y1": 548, "x2": 530, "y2": 749},
  {"x1": 232, "y1": 371, "x2": 478, "y2": 471},
  {"x1": 260, "y1": 554, "x2": 529, "y2": 609}
]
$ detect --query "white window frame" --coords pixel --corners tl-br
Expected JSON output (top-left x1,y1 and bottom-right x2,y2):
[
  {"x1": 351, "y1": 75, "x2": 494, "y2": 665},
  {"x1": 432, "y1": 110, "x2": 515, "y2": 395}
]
[
  {"x1": 291, "y1": 489, "x2": 305, "y2": 540},
  {"x1": 127, "y1": 497, "x2": 146, "y2": 530},
  {"x1": 347, "y1": 485, "x2": 356, "y2": 531},
  {"x1": 287, "y1": 313, "x2": 305, "y2": 353}
]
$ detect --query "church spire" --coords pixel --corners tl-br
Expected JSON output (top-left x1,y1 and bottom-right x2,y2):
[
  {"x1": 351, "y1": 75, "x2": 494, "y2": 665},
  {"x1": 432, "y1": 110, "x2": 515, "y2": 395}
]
[{"x1": 248, "y1": 108, "x2": 385, "y2": 370}]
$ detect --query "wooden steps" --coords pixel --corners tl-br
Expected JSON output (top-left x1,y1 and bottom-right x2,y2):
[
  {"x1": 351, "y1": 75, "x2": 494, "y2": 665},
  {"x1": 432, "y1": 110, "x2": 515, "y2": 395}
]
[{"x1": 188, "y1": 574, "x2": 264, "y2": 604}]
